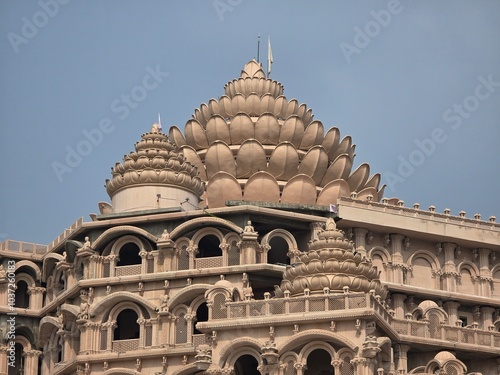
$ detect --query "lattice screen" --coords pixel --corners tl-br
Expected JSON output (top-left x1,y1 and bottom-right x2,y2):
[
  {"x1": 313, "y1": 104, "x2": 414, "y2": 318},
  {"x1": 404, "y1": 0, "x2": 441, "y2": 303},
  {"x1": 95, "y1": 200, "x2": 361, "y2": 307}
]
[
  {"x1": 178, "y1": 246, "x2": 189, "y2": 270},
  {"x1": 145, "y1": 325, "x2": 153, "y2": 347},
  {"x1": 175, "y1": 313, "x2": 188, "y2": 344},
  {"x1": 340, "y1": 356, "x2": 355, "y2": 375},
  {"x1": 284, "y1": 361, "x2": 296, "y2": 375},
  {"x1": 428, "y1": 313, "x2": 440, "y2": 339},
  {"x1": 100, "y1": 329, "x2": 107, "y2": 350},
  {"x1": 228, "y1": 243, "x2": 240, "y2": 266},
  {"x1": 212, "y1": 294, "x2": 227, "y2": 319}
]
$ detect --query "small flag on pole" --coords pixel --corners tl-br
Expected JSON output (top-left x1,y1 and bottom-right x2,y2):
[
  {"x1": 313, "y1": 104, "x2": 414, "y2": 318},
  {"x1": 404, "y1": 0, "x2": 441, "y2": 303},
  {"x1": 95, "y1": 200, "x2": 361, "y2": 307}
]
[
  {"x1": 329, "y1": 204, "x2": 338, "y2": 214},
  {"x1": 158, "y1": 113, "x2": 162, "y2": 131},
  {"x1": 267, "y1": 35, "x2": 273, "y2": 77}
]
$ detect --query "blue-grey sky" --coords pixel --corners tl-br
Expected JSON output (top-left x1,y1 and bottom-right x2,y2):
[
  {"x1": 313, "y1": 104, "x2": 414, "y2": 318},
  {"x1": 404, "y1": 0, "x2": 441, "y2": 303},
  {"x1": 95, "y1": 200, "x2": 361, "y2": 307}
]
[{"x1": 1, "y1": 1, "x2": 499, "y2": 245}]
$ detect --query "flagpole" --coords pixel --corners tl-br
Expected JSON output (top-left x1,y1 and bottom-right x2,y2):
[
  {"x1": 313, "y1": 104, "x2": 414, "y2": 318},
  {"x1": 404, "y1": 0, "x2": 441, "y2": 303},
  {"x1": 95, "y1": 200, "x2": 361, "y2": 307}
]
[{"x1": 257, "y1": 34, "x2": 260, "y2": 63}]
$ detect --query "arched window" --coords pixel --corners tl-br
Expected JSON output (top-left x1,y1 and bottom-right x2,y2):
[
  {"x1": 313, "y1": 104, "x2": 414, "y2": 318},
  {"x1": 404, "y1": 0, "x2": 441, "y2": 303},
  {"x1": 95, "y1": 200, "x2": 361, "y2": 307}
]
[
  {"x1": 304, "y1": 349, "x2": 333, "y2": 375},
  {"x1": 234, "y1": 355, "x2": 260, "y2": 375},
  {"x1": 114, "y1": 309, "x2": 139, "y2": 340},
  {"x1": 372, "y1": 254, "x2": 386, "y2": 281},
  {"x1": 198, "y1": 235, "x2": 222, "y2": 258},
  {"x1": 268, "y1": 237, "x2": 289, "y2": 265},
  {"x1": 194, "y1": 302, "x2": 208, "y2": 334},
  {"x1": 8, "y1": 343, "x2": 24, "y2": 375},
  {"x1": 116, "y1": 243, "x2": 142, "y2": 266},
  {"x1": 15, "y1": 280, "x2": 29, "y2": 308}
]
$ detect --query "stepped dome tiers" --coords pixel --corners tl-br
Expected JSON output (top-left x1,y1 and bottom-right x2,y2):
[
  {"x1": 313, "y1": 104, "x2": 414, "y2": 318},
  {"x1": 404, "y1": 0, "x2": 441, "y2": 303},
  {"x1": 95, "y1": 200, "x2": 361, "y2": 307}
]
[
  {"x1": 280, "y1": 218, "x2": 387, "y2": 297},
  {"x1": 105, "y1": 125, "x2": 204, "y2": 213},
  {"x1": 169, "y1": 60, "x2": 385, "y2": 208}
]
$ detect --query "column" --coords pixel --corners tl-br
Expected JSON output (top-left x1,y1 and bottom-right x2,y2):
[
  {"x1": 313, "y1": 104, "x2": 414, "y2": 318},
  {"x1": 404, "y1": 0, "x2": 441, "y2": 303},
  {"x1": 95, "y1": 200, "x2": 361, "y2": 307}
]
[
  {"x1": 481, "y1": 306, "x2": 495, "y2": 330},
  {"x1": 24, "y1": 349, "x2": 42, "y2": 375},
  {"x1": 0, "y1": 345, "x2": 8, "y2": 375},
  {"x1": 441, "y1": 243, "x2": 458, "y2": 292},
  {"x1": 390, "y1": 234, "x2": 405, "y2": 284},
  {"x1": 478, "y1": 248, "x2": 493, "y2": 297},
  {"x1": 444, "y1": 301, "x2": 460, "y2": 326},
  {"x1": 187, "y1": 245, "x2": 198, "y2": 269},
  {"x1": 393, "y1": 344, "x2": 410, "y2": 374},
  {"x1": 354, "y1": 228, "x2": 369, "y2": 258},
  {"x1": 139, "y1": 249, "x2": 148, "y2": 274},
  {"x1": 392, "y1": 294, "x2": 406, "y2": 320}
]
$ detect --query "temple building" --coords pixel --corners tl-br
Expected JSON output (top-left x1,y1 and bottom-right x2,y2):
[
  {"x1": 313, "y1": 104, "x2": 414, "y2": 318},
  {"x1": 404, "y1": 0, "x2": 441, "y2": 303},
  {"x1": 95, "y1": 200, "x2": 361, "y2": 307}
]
[{"x1": 1, "y1": 60, "x2": 500, "y2": 375}]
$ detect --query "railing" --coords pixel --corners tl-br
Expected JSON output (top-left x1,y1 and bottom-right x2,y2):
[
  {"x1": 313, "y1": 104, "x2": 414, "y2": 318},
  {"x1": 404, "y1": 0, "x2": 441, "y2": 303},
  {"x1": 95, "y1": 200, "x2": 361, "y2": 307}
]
[
  {"x1": 195, "y1": 256, "x2": 223, "y2": 269},
  {"x1": 218, "y1": 292, "x2": 372, "y2": 320},
  {"x1": 0, "y1": 239, "x2": 47, "y2": 255},
  {"x1": 338, "y1": 197, "x2": 499, "y2": 231},
  {"x1": 47, "y1": 217, "x2": 84, "y2": 252},
  {"x1": 115, "y1": 264, "x2": 141, "y2": 276},
  {"x1": 112, "y1": 338, "x2": 139, "y2": 353},
  {"x1": 209, "y1": 291, "x2": 500, "y2": 351}
]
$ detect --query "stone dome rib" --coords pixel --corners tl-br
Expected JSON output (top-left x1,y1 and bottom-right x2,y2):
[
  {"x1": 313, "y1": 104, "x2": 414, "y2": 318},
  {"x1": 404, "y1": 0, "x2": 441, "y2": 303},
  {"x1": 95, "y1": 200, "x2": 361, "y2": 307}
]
[
  {"x1": 280, "y1": 218, "x2": 387, "y2": 297},
  {"x1": 104, "y1": 125, "x2": 204, "y2": 213},
  {"x1": 167, "y1": 60, "x2": 385, "y2": 208}
]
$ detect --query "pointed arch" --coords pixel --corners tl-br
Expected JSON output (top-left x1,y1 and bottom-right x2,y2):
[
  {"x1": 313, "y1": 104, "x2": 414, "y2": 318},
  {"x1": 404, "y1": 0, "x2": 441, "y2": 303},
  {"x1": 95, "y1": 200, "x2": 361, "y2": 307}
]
[
  {"x1": 167, "y1": 284, "x2": 213, "y2": 310},
  {"x1": 170, "y1": 217, "x2": 243, "y2": 239},
  {"x1": 280, "y1": 329, "x2": 358, "y2": 355},
  {"x1": 92, "y1": 225, "x2": 158, "y2": 251},
  {"x1": 89, "y1": 291, "x2": 156, "y2": 318},
  {"x1": 14, "y1": 260, "x2": 41, "y2": 281},
  {"x1": 261, "y1": 228, "x2": 299, "y2": 251},
  {"x1": 218, "y1": 337, "x2": 264, "y2": 368},
  {"x1": 103, "y1": 368, "x2": 138, "y2": 375}
]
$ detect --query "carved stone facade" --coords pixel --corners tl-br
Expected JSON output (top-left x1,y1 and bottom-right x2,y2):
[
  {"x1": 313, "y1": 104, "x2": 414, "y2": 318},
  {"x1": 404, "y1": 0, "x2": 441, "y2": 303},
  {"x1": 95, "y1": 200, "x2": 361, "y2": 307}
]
[{"x1": 1, "y1": 60, "x2": 499, "y2": 375}]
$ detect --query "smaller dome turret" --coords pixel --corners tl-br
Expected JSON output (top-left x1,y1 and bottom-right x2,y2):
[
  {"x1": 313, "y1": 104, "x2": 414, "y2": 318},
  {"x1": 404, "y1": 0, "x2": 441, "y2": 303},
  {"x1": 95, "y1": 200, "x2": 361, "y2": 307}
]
[
  {"x1": 280, "y1": 218, "x2": 387, "y2": 298},
  {"x1": 104, "y1": 124, "x2": 204, "y2": 214}
]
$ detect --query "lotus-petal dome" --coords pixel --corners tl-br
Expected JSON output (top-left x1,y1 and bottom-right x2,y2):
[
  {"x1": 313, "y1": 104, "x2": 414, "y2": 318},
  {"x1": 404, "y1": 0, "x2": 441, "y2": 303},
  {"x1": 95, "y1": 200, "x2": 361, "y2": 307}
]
[
  {"x1": 280, "y1": 218, "x2": 387, "y2": 297},
  {"x1": 105, "y1": 124, "x2": 204, "y2": 213},
  {"x1": 168, "y1": 60, "x2": 384, "y2": 208}
]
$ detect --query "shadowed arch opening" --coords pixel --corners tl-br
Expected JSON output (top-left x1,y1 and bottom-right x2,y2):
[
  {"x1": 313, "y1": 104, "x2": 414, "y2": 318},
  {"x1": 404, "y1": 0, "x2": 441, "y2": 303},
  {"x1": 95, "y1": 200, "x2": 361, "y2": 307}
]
[
  {"x1": 116, "y1": 242, "x2": 142, "y2": 266},
  {"x1": 194, "y1": 302, "x2": 208, "y2": 334},
  {"x1": 15, "y1": 280, "x2": 29, "y2": 308},
  {"x1": 234, "y1": 354, "x2": 260, "y2": 375},
  {"x1": 8, "y1": 343, "x2": 24, "y2": 375},
  {"x1": 305, "y1": 349, "x2": 333, "y2": 375},
  {"x1": 198, "y1": 234, "x2": 222, "y2": 258},
  {"x1": 114, "y1": 309, "x2": 139, "y2": 340},
  {"x1": 268, "y1": 236, "x2": 290, "y2": 265}
]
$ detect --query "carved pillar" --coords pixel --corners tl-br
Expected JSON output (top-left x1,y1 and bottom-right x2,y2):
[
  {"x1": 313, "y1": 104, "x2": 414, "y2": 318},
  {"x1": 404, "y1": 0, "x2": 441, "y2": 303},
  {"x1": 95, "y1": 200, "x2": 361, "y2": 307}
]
[
  {"x1": 444, "y1": 301, "x2": 460, "y2": 326},
  {"x1": 392, "y1": 293, "x2": 406, "y2": 320},
  {"x1": 40, "y1": 341, "x2": 50, "y2": 375},
  {"x1": 389, "y1": 234, "x2": 405, "y2": 284},
  {"x1": 187, "y1": 245, "x2": 198, "y2": 270},
  {"x1": 220, "y1": 243, "x2": 230, "y2": 267},
  {"x1": 441, "y1": 243, "x2": 458, "y2": 292},
  {"x1": 0, "y1": 345, "x2": 8, "y2": 375},
  {"x1": 354, "y1": 228, "x2": 369, "y2": 258},
  {"x1": 185, "y1": 314, "x2": 194, "y2": 345},
  {"x1": 24, "y1": 349, "x2": 42, "y2": 375},
  {"x1": 481, "y1": 306, "x2": 495, "y2": 330},
  {"x1": 28, "y1": 286, "x2": 46, "y2": 309},
  {"x1": 393, "y1": 344, "x2": 410, "y2": 374},
  {"x1": 479, "y1": 248, "x2": 493, "y2": 297},
  {"x1": 294, "y1": 362, "x2": 306, "y2": 375}
]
